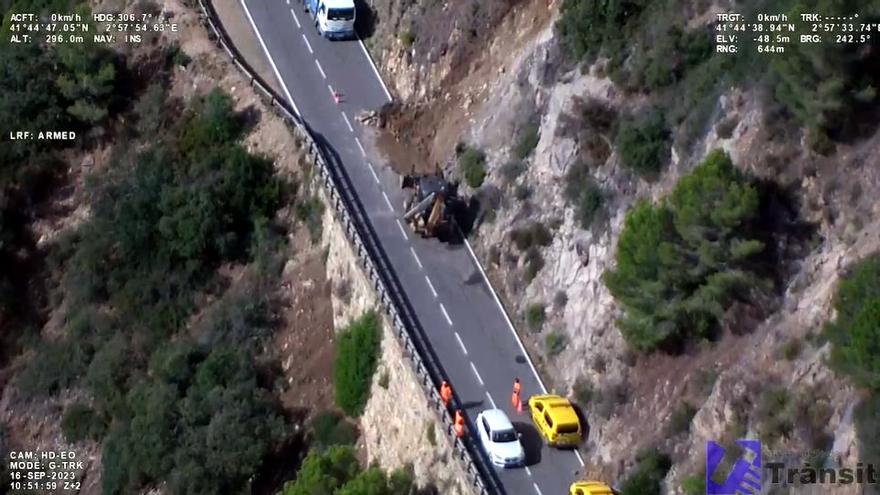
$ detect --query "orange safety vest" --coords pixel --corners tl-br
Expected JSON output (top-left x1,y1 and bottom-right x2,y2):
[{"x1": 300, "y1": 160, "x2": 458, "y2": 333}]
[
  {"x1": 511, "y1": 391, "x2": 521, "y2": 408},
  {"x1": 440, "y1": 382, "x2": 452, "y2": 405},
  {"x1": 453, "y1": 410, "x2": 465, "y2": 437}
]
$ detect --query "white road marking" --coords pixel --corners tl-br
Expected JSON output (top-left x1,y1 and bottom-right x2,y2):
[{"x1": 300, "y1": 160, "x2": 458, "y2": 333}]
[
  {"x1": 470, "y1": 362, "x2": 484, "y2": 386},
  {"x1": 342, "y1": 112, "x2": 354, "y2": 132},
  {"x1": 462, "y1": 239, "x2": 548, "y2": 394},
  {"x1": 574, "y1": 449, "x2": 585, "y2": 467},
  {"x1": 454, "y1": 332, "x2": 467, "y2": 355},
  {"x1": 533, "y1": 482, "x2": 544, "y2": 495},
  {"x1": 425, "y1": 276, "x2": 438, "y2": 298},
  {"x1": 410, "y1": 247, "x2": 423, "y2": 269},
  {"x1": 440, "y1": 303, "x2": 453, "y2": 326},
  {"x1": 396, "y1": 219, "x2": 408, "y2": 239},
  {"x1": 289, "y1": 8, "x2": 300, "y2": 29},
  {"x1": 485, "y1": 391, "x2": 496, "y2": 409},
  {"x1": 314, "y1": 58, "x2": 326, "y2": 79},
  {"x1": 356, "y1": 35, "x2": 393, "y2": 101},
  {"x1": 382, "y1": 191, "x2": 393, "y2": 211},
  {"x1": 301, "y1": 33, "x2": 312, "y2": 53},
  {"x1": 239, "y1": 0, "x2": 300, "y2": 114},
  {"x1": 355, "y1": 137, "x2": 366, "y2": 156},
  {"x1": 525, "y1": 466, "x2": 532, "y2": 476},
  {"x1": 286, "y1": 0, "x2": 289, "y2": 5},
  {"x1": 368, "y1": 162, "x2": 380, "y2": 184}
]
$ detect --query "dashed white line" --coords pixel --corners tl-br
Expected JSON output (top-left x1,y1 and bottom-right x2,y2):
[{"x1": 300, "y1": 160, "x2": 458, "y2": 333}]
[
  {"x1": 314, "y1": 59, "x2": 326, "y2": 79},
  {"x1": 355, "y1": 137, "x2": 366, "y2": 156},
  {"x1": 396, "y1": 219, "x2": 408, "y2": 240},
  {"x1": 485, "y1": 391, "x2": 497, "y2": 409},
  {"x1": 342, "y1": 112, "x2": 354, "y2": 132},
  {"x1": 382, "y1": 191, "x2": 394, "y2": 211},
  {"x1": 425, "y1": 276, "x2": 438, "y2": 298},
  {"x1": 525, "y1": 466, "x2": 532, "y2": 477},
  {"x1": 454, "y1": 332, "x2": 468, "y2": 355},
  {"x1": 533, "y1": 482, "x2": 544, "y2": 495},
  {"x1": 289, "y1": 8, "x2": 300, "y2": 29},
  {"x1": 470, "y1": 362, "x2": 484, "y2": 386},
  {"x1": 238, "y1": 0, "x2": 300, "y2": 114},
  {"x1": 301, "y1": 33, "x2": 312, "y2": 53},
  {"x1": 440, "y1": 303, "x2": 453, "y2": 326},
  {"x1": 410, "y1": 247, "x2": 423, "y2": 269},
  {"x1": 574, "y1": 449, "x2": 586, "y2": 467},
  {"x1": 367, "y1": 162, "x2": 380, "y2": 184}
]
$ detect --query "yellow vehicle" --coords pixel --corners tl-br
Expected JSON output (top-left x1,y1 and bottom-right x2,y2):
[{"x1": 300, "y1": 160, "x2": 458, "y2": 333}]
[
  {"x1": 570, "y1": 481, "x2": 614, "y2": 495},
  {"x1": 527, "y1": 394, "x2": 581, "y2": 447}
]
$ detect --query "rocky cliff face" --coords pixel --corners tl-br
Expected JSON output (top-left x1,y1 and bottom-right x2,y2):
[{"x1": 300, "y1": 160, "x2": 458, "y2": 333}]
[{"x1": 365, "y1": 1, "x2": 880, "y2": 491}]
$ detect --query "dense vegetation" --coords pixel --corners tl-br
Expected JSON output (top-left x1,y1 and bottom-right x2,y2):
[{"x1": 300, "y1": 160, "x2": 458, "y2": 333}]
[
  {"x1": 615, "y1": 108, "x2": 670, "y2": 178},
  {"x1": 825, "y1": 255, "x2": 880, "y2": 390},
  {"x1": 334, "y1": 311, "x2": 382, "y2": 416},
  {"x1": 619, "y1": 449, "x2": 671, "y2": 495},
  {"x1": 604, "y1": 150, "x2": 769, "y2": 351},
  {"x1": 11, "y1": 82, "x2": 290, "y2": 494},
  {"x1": 279, "y1": 446, "x2": 415, "y2": 495},
  {"x1": 824, "y1": 255, "x2": 880, "y2": 466},
  {"x1": 457, "y1": 144, "x2": 487, "y2": 188},
  {"x1": 556, "y1": 0, "x2": 880, "y2": 150}
]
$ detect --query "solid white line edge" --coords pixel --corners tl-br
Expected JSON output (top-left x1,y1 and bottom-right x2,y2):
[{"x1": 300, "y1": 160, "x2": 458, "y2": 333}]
[{"x1": 239, "y1": 0, "x2": 300, "y2": 114}]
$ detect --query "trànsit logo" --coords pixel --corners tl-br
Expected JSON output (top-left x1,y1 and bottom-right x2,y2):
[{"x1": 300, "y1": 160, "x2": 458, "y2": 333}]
[{"x1": 706, "y1": 439, "x2": 762, "y2": 494}]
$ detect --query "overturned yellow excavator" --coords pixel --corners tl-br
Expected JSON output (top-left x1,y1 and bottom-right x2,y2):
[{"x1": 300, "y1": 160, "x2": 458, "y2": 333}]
[{"x1": 401, "y1": 170, "x2": 463, "y2": 240}]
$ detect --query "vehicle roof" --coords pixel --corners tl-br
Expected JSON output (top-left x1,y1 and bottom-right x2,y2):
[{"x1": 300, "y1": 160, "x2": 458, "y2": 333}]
[
  {"x1": 323, "y1": 0, "x2": 354, "y2": 8},
  {"x1": 481, "y1": 409, "x2": 514, "y2": 430},
  {"x1": 532, "y1": 394, "x2": 580, "y2": 424},
  {"x1": 571, "y1": 481, "x2": 614, "y2": 494}
]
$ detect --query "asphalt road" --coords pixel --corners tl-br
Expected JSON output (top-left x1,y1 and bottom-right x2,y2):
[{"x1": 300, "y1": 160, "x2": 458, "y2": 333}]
[{"x1": 237, "y1": 1, "x2": 585, "y2": 493}]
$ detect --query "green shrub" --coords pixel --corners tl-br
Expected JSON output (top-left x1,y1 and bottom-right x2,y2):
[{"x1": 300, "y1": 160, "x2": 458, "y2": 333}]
[
  {"x1": 855, "y1": 394, "x2": 880, "y2": 466},
  {"x1": 681, "y1": 471, "x2": 705, "y2": 495},
  {"x1": 514, "y1": 183, "x2": 532, "y2": 201},
  {"x1": 279, "y1": 446, "x2": 414, "y2": 495},
  {"x1": 544, "y1": 331, "x2": 567, "y2": 356},
  {"x1": 296, "y1": 195, "x2": 325, "y2": 242},
  {"x1": 334, "y1": 312, "x2": 382, "y2": 416},
  {"x1": 564, "y1": 163, "x2": 605, "y2": 228},
  {"x1": 515, "y1": 123, "x2": 540, "y2": 159},
  {"x1": 398, "y1": 30, "x2": 415, "y2": 48},
  {"x1": 573, "y1": 377, "x2": 593, "y2": 405},
  {"x1": 500, "y1": 160, "x2": 527, "y2": 184},
  {"x1": 425, "y1": 421, "x2": 436, "y2": 446},
  {"x1": 458, "y1": 145, "x2": 487, "y2": 188},
  {"x1": 61, "y1": 403, "x2": 107, "y2": 443},
  {"x1": 667, "y1": 402, "x2": 697, "y2": 436},
  {"x1": 755, "y1": 387, "x2": 793, "y2": 444},
  {"x1": 526, "y1": 303, "x2": 546, "y2": 332},
  {"x1": 510, "y1": 222, "x2": 553, "y2": 251},
  {"x1": 524, "y1": 247, "x2": 544, "y2": 282},
  {"x1": 615, "y1": 108, "x2": 670, "y2": 178},
  {"x1": 311, "y1": 411, "x2": 358, "y2": 450},
  {"x1": 825, "y1": 255, "x2": 880, "y2": 391},
  {"x1": 604, "y1": 150, "x2": 767, "y2": 351},
  {"x1": 781, "y1": 337, "x2": 803, "y2": 361},
  {"x1": 619, "y1": 448, "x2": 671, "y2": 495}
]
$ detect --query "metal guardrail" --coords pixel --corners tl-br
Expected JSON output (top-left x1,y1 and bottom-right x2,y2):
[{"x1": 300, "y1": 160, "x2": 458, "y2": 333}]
[{"x1": 195, "y1": 2, "x2": 500, "y2": 493}]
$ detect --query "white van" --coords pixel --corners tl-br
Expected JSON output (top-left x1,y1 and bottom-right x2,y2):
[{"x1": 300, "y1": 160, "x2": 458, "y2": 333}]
[{"x1": 304, "y1": 0, "x2": 356, "y2": 40}]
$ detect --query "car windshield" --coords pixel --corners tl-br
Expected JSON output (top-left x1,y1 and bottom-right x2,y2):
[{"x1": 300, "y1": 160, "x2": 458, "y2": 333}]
[
  {"x1": 492, "y1": 429, "x2": 517, "y2": 443},
  {"x1": 327, "y1": 8, "x2": 354, "y2": 20}
]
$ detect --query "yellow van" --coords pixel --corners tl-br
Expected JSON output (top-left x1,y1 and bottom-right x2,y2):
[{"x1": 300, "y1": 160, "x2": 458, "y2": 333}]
[
  {"x1": 570, "y1": 481, "x2": 614, "y2": 495},
  {"x1": 527, "y1": 394, "x2": 582, "y2": 447}
]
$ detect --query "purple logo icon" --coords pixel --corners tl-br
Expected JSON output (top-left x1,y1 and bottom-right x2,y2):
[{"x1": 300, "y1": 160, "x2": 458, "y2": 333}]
[{"x1": 706, "y1": 439, "x2": 762, "y2": 494}]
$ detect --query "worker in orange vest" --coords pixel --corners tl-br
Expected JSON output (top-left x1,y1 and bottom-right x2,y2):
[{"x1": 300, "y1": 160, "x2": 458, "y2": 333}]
[
  {"x1": 440, "y1": 380, "x2": 453, "y2": 407},
  {"x1": 511, "y1": 377, "x2": 523, "y2": 413},
  {"x1": 454, "y1": 410, "x2": 465, "y2": 438}
]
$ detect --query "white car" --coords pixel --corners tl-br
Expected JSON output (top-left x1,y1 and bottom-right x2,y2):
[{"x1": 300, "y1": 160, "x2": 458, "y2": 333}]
[{"x1": 476, "y1": 409, "x2": 525, "y2": 468}]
